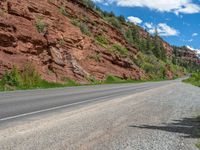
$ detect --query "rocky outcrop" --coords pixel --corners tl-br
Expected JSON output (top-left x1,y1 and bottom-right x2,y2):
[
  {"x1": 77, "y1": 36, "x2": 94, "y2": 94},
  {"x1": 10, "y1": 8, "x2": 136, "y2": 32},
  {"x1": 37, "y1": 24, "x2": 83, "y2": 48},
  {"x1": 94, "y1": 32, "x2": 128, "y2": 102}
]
[
  {"x1": 1, "y1": 0, "x2": 198, "y2": 83},
  {"x1": 0, "y1": 0, "x2": 145, "y2": 83},
  {"x1": 173, "y1": 46, "x2": 200, "y2": 65}
]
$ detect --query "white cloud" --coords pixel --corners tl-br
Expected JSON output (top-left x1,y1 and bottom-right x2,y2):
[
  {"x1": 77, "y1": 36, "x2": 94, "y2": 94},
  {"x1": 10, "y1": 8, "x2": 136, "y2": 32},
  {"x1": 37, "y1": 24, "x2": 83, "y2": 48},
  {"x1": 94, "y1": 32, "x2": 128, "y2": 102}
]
[
  {"x1": 93, "y1": 0, "x2": 200, "y2": 14},
  {"x1": 186, "y1": 46, "x2": 200, "y2": 56},
  {"x1": 127, "y1": 16, "x2": 143, "y2": 25},
  {"x1": 144, "y1": 22, "x2": 153, "y2": 29},
  {"x1": 144, "y1": 22, "x2": 179, "y2": 36},
  {"x1": 188, "y1": 39, "x2": 193, "y2": 42},
  {"x1": 192, "y1": 33, "x2": 198, "y2": 36}
]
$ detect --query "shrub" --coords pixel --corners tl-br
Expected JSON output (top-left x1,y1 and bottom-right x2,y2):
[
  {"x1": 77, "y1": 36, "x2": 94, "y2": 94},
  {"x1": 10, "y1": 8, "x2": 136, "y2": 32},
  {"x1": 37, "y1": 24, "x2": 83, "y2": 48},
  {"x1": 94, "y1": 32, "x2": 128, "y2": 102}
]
[
  {"x1": 82, "y1": 0, "x2": 95, "y2": 9},
  {"x1": 104, "y1": 75, "x2": 124, "y2": 83},
  {"x1": 1, "y1": 67, "x2": 21, "y2": 88},
  {"x1": 59, "y1": 6, "x2": 68, "y2": 16},
  {"x1": 35, "y1": 20, "x2": 47, "y2": 33},
  {"x1": 183, "y1": 73, "x2": 200, "y2": 87},
  {"x1": 79, "y1": 22, "x2": 91, "y2": 36},
  {"x1": 107, "y1": 17, "x2": 122, "y2": 29},
  {"x1": 0, "y1": 63, "x2": 67, "y2": 91},
  {"x1": 20, "y1": 63, "x2": 41, "y2": 88},
  {"x1": 95, "y1": 35, "x2": 109, "y2": 48},
  {"x1": 111, "y1": 43, "x2": 128, "y2": 57},
  {"x1": 71, "y1": 19, "x2": 91, "y2": 36}
]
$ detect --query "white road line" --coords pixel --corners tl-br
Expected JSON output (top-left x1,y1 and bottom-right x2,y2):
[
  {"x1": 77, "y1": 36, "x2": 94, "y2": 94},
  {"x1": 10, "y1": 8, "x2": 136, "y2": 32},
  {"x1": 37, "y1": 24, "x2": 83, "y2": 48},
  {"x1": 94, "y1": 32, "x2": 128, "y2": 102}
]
[{"x1": 0, "y1": 94, "x2": 116, "y2": 122}]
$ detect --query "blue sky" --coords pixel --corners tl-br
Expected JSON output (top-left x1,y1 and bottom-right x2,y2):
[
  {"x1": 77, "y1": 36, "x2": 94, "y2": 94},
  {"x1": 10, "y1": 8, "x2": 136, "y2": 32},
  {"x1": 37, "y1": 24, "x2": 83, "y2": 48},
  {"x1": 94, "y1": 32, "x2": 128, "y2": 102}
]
[{"x1": 93, "y1": 0, "x2": 200, "y2": 53}]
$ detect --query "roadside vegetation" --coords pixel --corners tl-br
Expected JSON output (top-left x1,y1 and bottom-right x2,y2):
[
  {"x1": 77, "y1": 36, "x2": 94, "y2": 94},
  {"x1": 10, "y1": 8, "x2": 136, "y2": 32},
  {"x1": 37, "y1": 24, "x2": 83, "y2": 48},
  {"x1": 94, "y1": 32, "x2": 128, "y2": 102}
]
[
  {"x1": 0, "y1": 64, "x2": 77, "y2": 91},
  {"x1": 0, "y1": 0, "x2": 199, "y2": 92},
  {"x1": 183, "y1": 73, "x2": 200, "y2": 87}
]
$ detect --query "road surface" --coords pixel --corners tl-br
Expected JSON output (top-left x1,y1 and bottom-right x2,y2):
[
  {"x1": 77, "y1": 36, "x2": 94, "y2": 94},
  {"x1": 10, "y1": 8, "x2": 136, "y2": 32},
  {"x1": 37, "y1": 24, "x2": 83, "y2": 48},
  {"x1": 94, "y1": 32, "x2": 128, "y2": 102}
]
[{"x1": 0, "y1": 79, "x2": 200, "y2": 150}]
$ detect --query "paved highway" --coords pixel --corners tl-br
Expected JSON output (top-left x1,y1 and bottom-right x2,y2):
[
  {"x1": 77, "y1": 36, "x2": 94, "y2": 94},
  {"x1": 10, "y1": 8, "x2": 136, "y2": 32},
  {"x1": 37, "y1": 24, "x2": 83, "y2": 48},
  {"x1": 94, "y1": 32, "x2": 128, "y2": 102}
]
[
  {"x1": 0, "y1": 79, "x2": 200, "y2": 150},
  {"x1": 0, "y1": 80, "x2": 175, "y2": 122}
]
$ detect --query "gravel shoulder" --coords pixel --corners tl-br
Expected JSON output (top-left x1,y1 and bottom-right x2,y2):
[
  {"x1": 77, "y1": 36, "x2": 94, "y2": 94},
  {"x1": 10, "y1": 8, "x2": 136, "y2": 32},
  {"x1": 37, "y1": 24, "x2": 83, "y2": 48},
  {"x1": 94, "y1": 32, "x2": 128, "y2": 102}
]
[{"x1": 0, "y1": 82, "x2": 200, "y2": 150}]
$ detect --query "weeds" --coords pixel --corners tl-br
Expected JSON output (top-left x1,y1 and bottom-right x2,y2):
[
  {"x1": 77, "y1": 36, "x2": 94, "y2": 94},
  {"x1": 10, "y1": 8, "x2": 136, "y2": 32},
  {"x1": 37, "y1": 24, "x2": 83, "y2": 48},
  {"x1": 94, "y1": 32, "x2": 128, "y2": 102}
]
[
  {"x1": 35, "y1": 20, "x2": 47, "y2": 33},
  {"x1": 183, "y1": 73, "x2": 200, "y2": 87},
  {"x1": 110, "y1": 43, "x2": 128, "y2": 57}
]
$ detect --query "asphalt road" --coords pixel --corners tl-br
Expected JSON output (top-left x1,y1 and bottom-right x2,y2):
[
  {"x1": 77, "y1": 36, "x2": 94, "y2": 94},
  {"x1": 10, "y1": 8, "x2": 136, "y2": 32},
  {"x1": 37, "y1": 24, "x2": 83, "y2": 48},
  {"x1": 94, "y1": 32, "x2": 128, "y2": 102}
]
[
  {"x1": 0, "y1": 80, "x2": 175, "y2": 122},
  {"x1": 0, "y1": 79, "x2": 200, "y2": 150}
]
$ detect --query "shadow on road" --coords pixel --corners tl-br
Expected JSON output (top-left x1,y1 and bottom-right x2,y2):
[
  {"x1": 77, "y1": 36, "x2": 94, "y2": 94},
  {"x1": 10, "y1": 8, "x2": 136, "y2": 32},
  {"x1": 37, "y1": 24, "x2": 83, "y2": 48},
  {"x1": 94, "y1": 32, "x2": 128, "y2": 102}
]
[{"x1": 129, "y1": 117, "x2": 200, "y2": 138}]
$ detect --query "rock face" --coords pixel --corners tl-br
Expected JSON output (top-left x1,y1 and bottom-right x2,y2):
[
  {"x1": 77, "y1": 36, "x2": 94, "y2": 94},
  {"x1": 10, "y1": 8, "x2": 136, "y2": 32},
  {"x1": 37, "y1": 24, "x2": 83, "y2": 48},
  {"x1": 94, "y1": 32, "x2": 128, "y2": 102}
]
[
  {"x1": 0, "y1": 0, "x2": 198, "y2": 83},
  {"x1": 0, "y1": 0, "x2": 145, "y2": 83},
  {"x1": 173, "y1": 46, "x2": 200, "y2": 66}
]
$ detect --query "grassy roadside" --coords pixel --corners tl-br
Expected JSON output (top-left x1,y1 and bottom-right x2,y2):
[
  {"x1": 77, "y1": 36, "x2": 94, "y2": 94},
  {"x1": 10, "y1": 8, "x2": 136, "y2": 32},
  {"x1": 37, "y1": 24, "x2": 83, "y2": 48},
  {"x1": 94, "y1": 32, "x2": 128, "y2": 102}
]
[
  {"x1": 183, "y1": 73, "x2": 200, "y2": 87},
  {"x1": 0, "y1": 65, "x2": 172, "y2": 92}
]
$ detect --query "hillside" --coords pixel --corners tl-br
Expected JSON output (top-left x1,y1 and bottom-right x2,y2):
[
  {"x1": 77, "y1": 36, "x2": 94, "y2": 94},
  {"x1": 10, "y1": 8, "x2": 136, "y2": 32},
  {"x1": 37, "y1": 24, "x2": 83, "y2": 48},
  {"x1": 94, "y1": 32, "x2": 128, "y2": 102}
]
[{"x1": 0, "y1": 0, "x2": 199, "y2": 85}]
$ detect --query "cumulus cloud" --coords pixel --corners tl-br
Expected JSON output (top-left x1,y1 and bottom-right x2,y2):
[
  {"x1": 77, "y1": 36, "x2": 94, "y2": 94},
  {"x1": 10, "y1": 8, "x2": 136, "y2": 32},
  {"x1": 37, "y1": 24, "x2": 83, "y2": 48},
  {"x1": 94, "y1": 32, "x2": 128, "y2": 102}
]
[
  {"x1": 144, "y1": 23, "x2": 179, "y2": 36},
  {"x1": 93, "y1": 0, "x2": 200, "y2": 14},
  {"x1": 127, "y1": 16, "x2": 143, "y2": 25},
  {"x1": 192, "y1": 33, "x2": 198, "y2": 36}
]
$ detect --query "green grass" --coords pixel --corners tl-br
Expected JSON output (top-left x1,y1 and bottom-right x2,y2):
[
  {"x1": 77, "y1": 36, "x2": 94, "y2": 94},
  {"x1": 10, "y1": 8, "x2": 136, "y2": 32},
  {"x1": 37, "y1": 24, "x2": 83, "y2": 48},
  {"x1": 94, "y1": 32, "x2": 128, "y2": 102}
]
[
  {"x1": 95, "y1": 35, "x2": 109, "y2": 48},
  {"x1": 109, "y1": 43, "x2": 129, "y2": 57},
  {"x1": 0, "y1": 65, "x2": 78, "y2": 91},
  {"x1": 103, "y1": 75, "x2": 146, "y2": 84},
  {"x1": 0, "y1": 63, "x2": 178, "y2": 92},
  {"x1": 35, "y1": 20, "x2": 47, "y2": 33},
  {"x1": 183, "y1": 73, "x2": 200, "y2": 87},
  {"x1": 71, "y1": 19, "x2": 91, "y2": 36}
]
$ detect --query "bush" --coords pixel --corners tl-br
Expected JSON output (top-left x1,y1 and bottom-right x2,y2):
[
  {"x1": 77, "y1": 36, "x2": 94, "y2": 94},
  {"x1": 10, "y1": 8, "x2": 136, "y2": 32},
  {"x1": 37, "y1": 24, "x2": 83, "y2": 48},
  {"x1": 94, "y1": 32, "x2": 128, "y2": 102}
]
[
  {"x1": 82, "y1": 0, "x2": 95, "y2": 9},
  {"x1": 0, "y1": 64, "x2": 67, "y2": 91},
  {"x1": 1, "y1": 67, "x2": 21, "y2": 89},
  {"x1": 134, "y1": 52, "x2": 166, "y2": 80},
  {"x1": 71, "y1": 19, "x2": 91, "y2": 36},
  {"x1": 104, "y1": 75, "x2": 124, "y2": 83},
  {"x1": 111, "y1": 43, "x2": 128, "y2": 57},
  {"x1": 20, "y1": 63, "x2": 41, "y2": 88},
  {"x1": 35, "y1": 20, "x2": 47, "y2": 33},
  {"x1": 106, "y1": 17, "x2": 122, "y2": 29},
  {"x1": 79, "y1": 22, "x2": 91, "y2": 36},
  {"x1": 183, "y1": 73, "x2": 200, "y2": 87},
  {"x1": 95, "y1": 35, "x2": 109, "y2": 48}
]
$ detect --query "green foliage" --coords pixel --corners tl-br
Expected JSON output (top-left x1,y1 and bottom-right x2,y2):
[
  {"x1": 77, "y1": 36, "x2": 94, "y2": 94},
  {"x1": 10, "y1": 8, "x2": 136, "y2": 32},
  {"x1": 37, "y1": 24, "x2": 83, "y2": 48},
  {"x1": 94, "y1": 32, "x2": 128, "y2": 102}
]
[
  {"x1": 124, "y1": 28, "x2": 140, "y2": 47},
  {"x1": 118, "y1": 15, "x2": 126, "y2": 23},
  {"x1": 82, "y1": 0, "x2": 95, "y2": 9},
  {"x1": 106, "y1": 17, "x2": 122, "y2": 29},
  {"x1": 95, "y1": 35, "x2": 109, "y2": 48},
  {"x1": 110, "y1": 43, "x2": 129, "y2": 57},
  {"x1": 104, "y1": 75, "x2": 124, "y2": 83},
  {"x1": 152, "y1": 35, "x2": 167, "y2": 61},
  {"x1": 59, "y1": 6, "x2": 68, "y2": 16},
  {"x1": 173, "y1": 46, "x2": 200, "y2": 72},
  {"x1": 35, "y1": 20, "x2": 47, "y2": 33},
  {"x1": 20, "y1": 63, "x2": 41, "y2": 89},
  {"x1": 61, "y1": 77, "x2": 78, "y2": 86},
  {"x1": 183, "y1": 73, "x2": 200, "y2": 87},
  {"x1": 134, "y1": 52, "x2": 166, "y2": 80},
  {"x1": 1, "y1": 67, "x2": 21, "y2": 88},
  {"x1": 0, "y1": 64, "x2": 77, "y2": 91},
  {"x1": 71, "y1": 19, "x2": 91, "y2": 36}
]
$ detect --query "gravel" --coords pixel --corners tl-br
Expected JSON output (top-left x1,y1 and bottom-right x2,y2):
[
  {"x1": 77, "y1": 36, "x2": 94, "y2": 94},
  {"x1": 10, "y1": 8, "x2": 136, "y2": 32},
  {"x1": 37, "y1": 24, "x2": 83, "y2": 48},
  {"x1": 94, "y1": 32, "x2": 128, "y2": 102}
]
[{"x1": 0, "y1": 82, "x2": 200, "y2": 150}]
